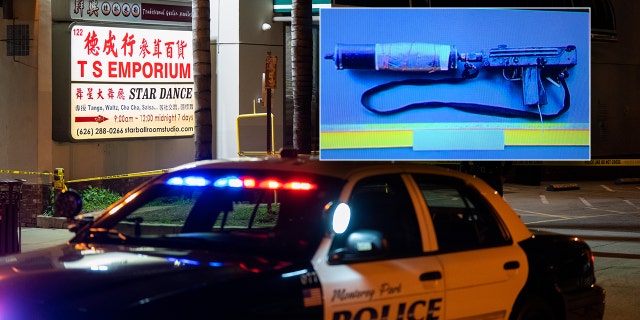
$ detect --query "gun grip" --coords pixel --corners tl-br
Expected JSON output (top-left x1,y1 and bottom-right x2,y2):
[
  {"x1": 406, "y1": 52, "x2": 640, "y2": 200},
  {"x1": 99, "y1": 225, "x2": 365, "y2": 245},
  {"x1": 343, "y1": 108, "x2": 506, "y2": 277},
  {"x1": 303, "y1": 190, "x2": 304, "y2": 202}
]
[{"x1": 522, "y1": 67, "x2": 547, "y2": 106}]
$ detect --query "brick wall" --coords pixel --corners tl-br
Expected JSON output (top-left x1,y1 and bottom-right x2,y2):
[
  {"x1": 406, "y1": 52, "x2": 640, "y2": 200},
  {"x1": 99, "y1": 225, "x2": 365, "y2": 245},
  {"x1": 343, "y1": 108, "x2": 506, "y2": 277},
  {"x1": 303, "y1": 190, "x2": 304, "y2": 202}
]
[
  {"x1": 0, "y1": 181, "x2": 48, "y2": 228},
  {"x1": 17, "y1": 184, "x2": 50, "y2": 227}
]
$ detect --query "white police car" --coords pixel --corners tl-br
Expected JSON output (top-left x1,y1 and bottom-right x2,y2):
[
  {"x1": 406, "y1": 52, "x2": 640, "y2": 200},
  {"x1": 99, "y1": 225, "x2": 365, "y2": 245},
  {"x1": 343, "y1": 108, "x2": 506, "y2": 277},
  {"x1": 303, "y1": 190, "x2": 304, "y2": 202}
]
[{"x1": 0, "y1": 157, "x2": 604, "y2": 319}]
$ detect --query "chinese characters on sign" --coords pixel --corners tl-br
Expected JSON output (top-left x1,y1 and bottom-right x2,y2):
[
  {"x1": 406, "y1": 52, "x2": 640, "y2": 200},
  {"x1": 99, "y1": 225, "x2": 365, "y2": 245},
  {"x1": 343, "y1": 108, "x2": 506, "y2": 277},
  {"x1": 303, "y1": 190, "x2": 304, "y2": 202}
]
[
  {"x1": 70, "y1": 25, "x2": 194, "y2": 140},
  {"x1": 71, "y1": 1, "x2": 191, "y2": 25}
]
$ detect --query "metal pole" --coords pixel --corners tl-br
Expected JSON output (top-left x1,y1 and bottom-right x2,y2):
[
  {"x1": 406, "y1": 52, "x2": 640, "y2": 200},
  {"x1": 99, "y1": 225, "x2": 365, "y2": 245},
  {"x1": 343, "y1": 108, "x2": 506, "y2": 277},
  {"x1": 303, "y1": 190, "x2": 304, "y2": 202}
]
[{"x1": 266, "y1": 88, "x2": 272, "y2": 154}]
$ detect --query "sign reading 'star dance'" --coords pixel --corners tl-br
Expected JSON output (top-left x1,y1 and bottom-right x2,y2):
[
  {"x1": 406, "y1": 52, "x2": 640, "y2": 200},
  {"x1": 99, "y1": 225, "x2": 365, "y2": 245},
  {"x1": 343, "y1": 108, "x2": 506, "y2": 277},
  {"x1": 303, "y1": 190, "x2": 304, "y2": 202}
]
[{"x1": 69, "y1": 25, "x2": 194, "y2": 140}]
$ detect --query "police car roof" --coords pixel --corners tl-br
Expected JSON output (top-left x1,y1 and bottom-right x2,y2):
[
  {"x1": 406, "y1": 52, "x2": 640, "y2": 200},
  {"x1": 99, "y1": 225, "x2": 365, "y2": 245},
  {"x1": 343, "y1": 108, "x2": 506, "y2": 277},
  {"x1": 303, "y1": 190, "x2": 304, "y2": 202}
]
[
  {"x1": 168, "y1": 156, "x2": 467, "y2": 181},
  {"x1": 165, "y1": 156, "x2": 534, "y2": 242}
]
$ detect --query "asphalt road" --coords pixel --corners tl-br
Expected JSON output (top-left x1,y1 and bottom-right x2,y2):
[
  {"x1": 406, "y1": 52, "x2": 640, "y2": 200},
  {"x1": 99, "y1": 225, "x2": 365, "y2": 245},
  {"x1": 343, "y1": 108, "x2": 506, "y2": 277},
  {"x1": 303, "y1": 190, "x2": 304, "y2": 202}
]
[{"x1": 503, "y1": 180, "x2": 640, "y2": 320}]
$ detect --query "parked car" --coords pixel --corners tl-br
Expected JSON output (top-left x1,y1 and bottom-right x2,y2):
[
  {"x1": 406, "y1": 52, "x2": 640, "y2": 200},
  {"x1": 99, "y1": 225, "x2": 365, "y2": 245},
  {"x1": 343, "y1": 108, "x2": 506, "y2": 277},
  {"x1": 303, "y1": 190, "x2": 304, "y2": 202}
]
[{"x1": 0, "y1": 157, "x2": 605, "y2": 319}]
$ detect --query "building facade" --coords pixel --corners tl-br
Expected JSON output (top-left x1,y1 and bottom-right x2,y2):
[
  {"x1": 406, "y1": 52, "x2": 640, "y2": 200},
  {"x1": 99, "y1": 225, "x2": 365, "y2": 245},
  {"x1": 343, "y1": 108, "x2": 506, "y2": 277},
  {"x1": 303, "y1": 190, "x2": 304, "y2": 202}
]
[{"x1": 0, "y1": 0, "x2": 286, "y2": 224}]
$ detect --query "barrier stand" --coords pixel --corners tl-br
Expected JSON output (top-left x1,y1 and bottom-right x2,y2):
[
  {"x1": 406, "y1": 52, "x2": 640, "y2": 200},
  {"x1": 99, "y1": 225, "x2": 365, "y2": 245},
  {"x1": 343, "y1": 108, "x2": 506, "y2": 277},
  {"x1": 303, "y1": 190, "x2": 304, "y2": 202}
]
[{"x1": 53, "y1": 167, "x2": 67, "y2": 192}]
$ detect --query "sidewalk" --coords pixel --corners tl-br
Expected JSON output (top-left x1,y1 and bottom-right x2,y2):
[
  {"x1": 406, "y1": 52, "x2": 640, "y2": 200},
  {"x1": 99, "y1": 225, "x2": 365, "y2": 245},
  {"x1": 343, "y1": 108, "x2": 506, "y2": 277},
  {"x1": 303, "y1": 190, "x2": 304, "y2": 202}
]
[{"x1": 19, "y1": 227, "x2": 74, "y2": 253}]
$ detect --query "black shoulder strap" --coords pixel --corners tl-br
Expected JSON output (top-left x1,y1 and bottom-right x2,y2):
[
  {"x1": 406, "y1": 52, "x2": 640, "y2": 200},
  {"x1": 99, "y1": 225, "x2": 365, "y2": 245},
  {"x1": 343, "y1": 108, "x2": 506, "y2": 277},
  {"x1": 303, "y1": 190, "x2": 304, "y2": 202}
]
[{"x1": 360, "y1": 72, "x2": 570, "y2": 120}]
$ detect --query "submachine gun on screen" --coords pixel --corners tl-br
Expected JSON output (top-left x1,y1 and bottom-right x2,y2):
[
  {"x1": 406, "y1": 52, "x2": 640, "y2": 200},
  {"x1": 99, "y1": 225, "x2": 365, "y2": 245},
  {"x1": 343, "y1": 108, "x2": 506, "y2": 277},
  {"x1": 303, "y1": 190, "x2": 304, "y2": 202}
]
[{"x1": 324, "y1": 43, "x2": 577, "y2": 119}]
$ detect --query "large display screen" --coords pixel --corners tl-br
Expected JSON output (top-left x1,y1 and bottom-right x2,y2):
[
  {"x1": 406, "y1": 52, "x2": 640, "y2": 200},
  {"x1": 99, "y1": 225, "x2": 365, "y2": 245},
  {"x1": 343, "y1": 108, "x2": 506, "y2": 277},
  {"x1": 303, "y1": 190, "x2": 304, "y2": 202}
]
[{"x1": 319, "y1": 8, "x2": 591, "y2": 160}]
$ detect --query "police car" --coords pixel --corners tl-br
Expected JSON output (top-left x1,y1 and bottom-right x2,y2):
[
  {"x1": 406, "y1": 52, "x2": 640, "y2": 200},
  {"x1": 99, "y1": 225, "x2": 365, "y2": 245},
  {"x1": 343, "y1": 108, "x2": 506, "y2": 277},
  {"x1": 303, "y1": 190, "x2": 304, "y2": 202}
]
[{"x1": 0, "y1": 157, "x2": 605, "y2": 319}]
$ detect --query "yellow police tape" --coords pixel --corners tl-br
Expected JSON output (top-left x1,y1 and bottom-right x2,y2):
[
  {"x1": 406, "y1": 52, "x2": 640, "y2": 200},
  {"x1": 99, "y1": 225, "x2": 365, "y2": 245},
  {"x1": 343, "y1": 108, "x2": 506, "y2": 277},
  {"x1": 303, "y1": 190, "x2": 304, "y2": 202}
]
[
  {"x1": 0, "y1": 169, "x2": 53, "y2": 176},
  {"x1": 0, "y1": 168, "x2": 166, "y2": 183},
  {"x1": 66, "y1": 169, "x2": 168, "y2": 183},
  {"x1": 0, "y1": 159, "x2": 637, "y2": 184}
]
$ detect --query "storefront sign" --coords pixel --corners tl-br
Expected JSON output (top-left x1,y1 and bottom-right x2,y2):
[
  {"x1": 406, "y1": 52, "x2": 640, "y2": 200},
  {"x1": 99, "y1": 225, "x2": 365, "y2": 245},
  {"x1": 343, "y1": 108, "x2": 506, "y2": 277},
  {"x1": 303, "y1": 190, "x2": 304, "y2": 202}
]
[
  {"x1": 70, "y1": 25, "x2": 194, "y2": 140},
  {"x1": 67, "y1": 0, "x2": 192, "y2": 26}
]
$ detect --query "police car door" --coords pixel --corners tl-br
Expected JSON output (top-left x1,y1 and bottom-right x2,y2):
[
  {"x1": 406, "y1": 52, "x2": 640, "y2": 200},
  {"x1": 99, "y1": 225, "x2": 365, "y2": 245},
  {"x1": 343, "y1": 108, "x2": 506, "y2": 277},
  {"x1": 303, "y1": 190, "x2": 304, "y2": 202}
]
[
  {"x1": 313, "y1": 174, "x2": 445, "y2": 320},
  {"x1": 412, "y1": 174, "x2": 528, "y2": 320}
]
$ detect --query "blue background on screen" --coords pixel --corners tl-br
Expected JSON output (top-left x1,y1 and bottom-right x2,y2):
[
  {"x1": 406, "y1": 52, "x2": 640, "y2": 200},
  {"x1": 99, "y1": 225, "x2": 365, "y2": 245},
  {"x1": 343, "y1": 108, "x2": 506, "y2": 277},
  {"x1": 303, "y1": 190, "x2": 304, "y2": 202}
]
[{"x1": 319, "y1": 8, "x2": 591, "y2": 160}]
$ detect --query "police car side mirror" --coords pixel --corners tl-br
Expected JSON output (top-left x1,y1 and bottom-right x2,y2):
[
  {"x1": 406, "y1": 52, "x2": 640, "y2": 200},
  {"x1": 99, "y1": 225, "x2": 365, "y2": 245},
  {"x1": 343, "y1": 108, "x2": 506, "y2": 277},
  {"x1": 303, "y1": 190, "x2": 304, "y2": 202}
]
[
  {"x1": 54, "y1": 189, "x2": 83, "y2": 220},
  {"x1": 329, "y1": 230, "x2": 389, "y2": 264},
  {"x1": 324, "y1": 202, "x2": 390, "y2": 264}
]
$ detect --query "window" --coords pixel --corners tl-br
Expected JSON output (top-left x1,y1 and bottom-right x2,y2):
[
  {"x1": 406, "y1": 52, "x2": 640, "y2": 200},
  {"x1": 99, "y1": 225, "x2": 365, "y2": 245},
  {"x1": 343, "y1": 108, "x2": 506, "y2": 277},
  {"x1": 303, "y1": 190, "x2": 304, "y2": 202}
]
[
  {"x1": 330, "y1": 174, "x2": 422, "y2": 260},
  {"x1": 414, "y1": 175, "x2": 511, "y2": 253},
  {"x1": 98, "y1": 171, "x2": 342, "y2": 258},
  {"x1": 6, "y1": 24, "x2": 29, "y2": 56}
]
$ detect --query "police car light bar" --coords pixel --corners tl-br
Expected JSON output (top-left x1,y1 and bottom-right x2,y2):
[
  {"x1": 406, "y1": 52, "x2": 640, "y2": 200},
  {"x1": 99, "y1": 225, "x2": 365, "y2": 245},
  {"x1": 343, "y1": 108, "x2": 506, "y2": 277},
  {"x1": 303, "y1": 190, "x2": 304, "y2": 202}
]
[
  {"x1": 168, "y1": 175, "x2": 316, "y2": 191},
  {"x1": 166, "y1": 176, "x2": 210, "y2": 186}
]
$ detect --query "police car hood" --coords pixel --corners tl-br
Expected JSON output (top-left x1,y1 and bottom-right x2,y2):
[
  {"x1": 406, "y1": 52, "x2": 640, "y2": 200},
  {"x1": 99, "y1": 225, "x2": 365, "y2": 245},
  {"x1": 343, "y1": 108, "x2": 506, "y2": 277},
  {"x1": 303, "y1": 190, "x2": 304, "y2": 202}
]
[{"x1": 0, "y1": 242, "x2": 296, "y2": 318}]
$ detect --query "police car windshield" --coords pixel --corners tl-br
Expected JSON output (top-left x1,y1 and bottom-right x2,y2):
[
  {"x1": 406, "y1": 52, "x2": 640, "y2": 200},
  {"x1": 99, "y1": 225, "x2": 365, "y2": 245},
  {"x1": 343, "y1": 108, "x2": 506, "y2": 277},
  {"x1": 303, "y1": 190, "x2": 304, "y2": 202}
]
[{"x1": 94, "y1": 171, "x2": 341, "y2": 254}]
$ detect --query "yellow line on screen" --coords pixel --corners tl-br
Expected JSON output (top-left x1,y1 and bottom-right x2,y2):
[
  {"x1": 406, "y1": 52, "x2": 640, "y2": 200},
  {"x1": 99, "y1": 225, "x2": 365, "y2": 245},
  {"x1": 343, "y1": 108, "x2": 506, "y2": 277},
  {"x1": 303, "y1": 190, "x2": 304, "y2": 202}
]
[
  {"x1": 504, "y1": 129, "x2": 589, "y2": 145},
  {"x1": 321, "y1": 131, "x2": 413, "y2": 149},
  {"x1": 320, "y1": 129, "x2": 589, "y2": 149}
]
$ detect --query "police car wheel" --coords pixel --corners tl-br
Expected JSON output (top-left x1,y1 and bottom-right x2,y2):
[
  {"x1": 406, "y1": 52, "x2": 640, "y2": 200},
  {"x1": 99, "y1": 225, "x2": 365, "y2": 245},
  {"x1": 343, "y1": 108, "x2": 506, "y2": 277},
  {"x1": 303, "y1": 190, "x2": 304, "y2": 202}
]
[{"x1": 510, "y1": 295, "x2": 555, "y2": 320}]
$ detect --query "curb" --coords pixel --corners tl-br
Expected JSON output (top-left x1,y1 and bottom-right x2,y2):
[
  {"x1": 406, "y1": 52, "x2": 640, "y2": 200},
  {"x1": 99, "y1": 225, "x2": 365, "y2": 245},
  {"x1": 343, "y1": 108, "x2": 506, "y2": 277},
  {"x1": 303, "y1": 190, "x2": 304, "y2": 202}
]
[{"x1": 36, "y1": 216, "x2": 68, "y2": 229}]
